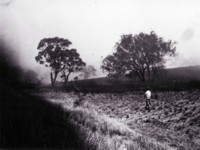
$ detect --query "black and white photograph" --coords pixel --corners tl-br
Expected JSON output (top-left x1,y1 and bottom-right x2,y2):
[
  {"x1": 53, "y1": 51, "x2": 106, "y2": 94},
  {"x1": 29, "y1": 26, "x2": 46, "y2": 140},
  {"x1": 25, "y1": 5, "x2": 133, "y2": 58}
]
[{"x1": 1, "y1": 0, "x2": 200, "y2": 149}]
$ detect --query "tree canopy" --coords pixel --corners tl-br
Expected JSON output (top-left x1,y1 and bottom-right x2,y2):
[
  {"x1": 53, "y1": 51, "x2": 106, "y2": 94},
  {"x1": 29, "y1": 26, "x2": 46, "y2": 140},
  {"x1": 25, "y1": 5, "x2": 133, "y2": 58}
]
[
  {"x1": 101, "y1": 31, "x2": 177, "y2": 82},
  {"x1": 35, "y1": 37, "x2": 86, "y2": 86}
]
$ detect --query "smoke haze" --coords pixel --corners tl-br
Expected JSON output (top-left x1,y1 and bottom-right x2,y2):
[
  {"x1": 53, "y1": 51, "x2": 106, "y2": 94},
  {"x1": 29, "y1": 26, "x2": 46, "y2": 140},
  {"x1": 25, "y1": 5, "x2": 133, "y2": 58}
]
[{"x1": 1, "y1": 0, "x2": 200, "y2": 84}]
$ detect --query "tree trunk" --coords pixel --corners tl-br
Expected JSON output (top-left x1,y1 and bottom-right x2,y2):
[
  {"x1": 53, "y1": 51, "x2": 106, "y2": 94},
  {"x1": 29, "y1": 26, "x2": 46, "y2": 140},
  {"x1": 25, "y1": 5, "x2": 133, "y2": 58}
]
[
  {"x1": 147, "y1": 65, "x2": 150, "y2": 81},
  {"x1": 64, "y1": 72, "x2": 71, "y2": 86},
  {"x1": 135, "y1": 69, "x2": 145, "y2": 82},
  {"x1": 136, "y1": 71, "x2": 143, "y2": 82},
  {"x1": 140, "y1": 69, "x2": 146, "y2": 82},
  {"x1": 53, "y1": 72, "x2": 58, "y2": 86},
  {"x1": 50, "y1": 71, "x2": 58, "y2": 87},
  {"x1": 141, "y1": 71, "x2": 146, "y2": 82},
  {"x1": 50, "y1": 72, "x2": 54, "y2": 87}
]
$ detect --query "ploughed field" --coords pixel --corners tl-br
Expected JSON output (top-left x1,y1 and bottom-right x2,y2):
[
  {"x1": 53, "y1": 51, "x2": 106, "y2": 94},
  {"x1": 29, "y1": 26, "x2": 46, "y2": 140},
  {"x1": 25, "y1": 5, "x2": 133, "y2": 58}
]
[
  {"x1": 85, "y1": 91, "x2": 200, "y2": 149},
  {"x1": 35, "y1": 89, "x2": 200, "y2": 150}
]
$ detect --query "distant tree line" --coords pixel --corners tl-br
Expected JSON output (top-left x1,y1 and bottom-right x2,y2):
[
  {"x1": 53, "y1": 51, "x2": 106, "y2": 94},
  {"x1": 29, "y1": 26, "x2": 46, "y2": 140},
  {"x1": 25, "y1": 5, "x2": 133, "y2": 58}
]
[{"x1": 35, "y1": 31, "x2": 177, "y2": 87}]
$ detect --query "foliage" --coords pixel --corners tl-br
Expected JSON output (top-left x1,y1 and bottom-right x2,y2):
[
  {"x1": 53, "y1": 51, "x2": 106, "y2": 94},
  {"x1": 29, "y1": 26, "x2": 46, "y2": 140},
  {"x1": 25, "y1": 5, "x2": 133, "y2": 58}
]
[
  {"x1": 35, "y1": 37, "x2": 86, "y2": 86},
  {"x1": 80, "y1": 65, "x2": 96, "y2": 79},
  {"x1": 101, "y1": 31, "x2": 177, "y2": 82}
]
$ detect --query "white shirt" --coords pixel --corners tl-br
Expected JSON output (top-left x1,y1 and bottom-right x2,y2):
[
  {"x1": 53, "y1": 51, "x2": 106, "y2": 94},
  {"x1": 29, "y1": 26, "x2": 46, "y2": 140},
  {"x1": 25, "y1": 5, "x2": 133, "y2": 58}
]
[{"x1": 145, "y1": 90, "x2": 151, "y2": 99}]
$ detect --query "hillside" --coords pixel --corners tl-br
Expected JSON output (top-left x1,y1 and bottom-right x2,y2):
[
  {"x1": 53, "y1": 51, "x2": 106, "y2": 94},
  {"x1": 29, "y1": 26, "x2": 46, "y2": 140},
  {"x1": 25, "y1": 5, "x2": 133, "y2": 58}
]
[
  {"x1": 65, "y1": 65, "x2": 200, "y2": 92},
  {"x1": 164, "y1": 65, "x2": 200, "y2": 81}
]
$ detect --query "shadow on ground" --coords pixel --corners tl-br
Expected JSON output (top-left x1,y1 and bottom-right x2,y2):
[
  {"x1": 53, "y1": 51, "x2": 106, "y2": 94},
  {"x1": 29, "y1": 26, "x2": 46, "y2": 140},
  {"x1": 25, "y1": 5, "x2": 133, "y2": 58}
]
[{"x1": 0, "y1": 84, "x2": 83, "y2": 149}]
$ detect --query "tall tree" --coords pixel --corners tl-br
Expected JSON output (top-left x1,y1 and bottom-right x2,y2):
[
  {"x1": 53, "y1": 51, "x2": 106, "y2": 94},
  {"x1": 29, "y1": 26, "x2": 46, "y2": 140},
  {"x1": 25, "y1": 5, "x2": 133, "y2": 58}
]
[
  {"x1": 101, "y1": 31, "x2": 177, "y2": 82},
  {"x1": 60, "y1": 49, "x2": 86, "y2": 85},
  {"x1": 35, "y1": 37, "x2": 86, "y2": 87}
]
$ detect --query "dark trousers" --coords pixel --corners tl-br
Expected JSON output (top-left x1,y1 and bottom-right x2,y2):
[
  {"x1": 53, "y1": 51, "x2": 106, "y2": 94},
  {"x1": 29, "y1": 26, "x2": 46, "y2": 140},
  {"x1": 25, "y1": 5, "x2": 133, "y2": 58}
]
[{"x1": 145, "y1": 98, "x2": 151, "y2": 110}]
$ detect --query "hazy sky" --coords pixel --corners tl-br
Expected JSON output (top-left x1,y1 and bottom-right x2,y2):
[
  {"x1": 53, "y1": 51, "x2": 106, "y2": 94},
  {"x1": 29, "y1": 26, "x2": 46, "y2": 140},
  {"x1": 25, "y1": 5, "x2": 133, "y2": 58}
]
[{"x1": 1, "y1": 0, "x2": 200, "y2": 81}]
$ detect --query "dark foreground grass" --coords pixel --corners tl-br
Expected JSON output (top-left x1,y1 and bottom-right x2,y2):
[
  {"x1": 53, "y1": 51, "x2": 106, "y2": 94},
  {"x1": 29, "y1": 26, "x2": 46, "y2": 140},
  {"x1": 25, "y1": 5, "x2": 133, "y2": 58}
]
[{"x1": 0, "y1": 84, "x2": 83, "y2": 149}]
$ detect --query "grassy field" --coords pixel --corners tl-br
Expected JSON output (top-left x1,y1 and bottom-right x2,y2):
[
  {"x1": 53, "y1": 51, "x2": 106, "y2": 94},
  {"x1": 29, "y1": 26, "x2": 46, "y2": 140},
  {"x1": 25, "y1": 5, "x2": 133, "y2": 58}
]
[{"x1": 31, "y1": 88, "x2": 200, "y2": 150}]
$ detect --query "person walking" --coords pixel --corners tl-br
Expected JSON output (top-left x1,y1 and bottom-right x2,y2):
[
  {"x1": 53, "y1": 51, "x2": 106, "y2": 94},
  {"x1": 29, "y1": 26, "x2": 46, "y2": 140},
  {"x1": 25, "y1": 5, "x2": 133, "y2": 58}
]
[{"x1": 145, "y1": 89, "x2": 151, "y2": 111}]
